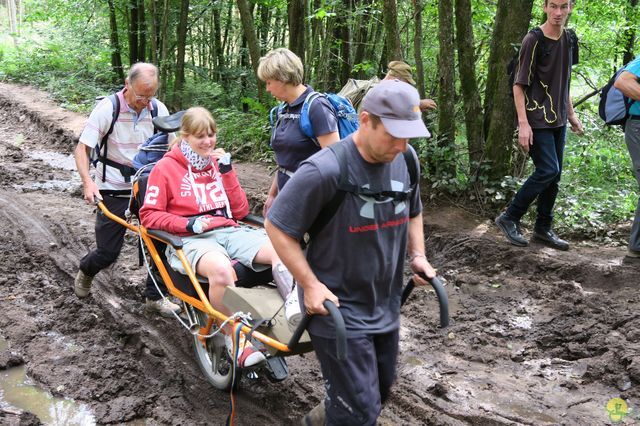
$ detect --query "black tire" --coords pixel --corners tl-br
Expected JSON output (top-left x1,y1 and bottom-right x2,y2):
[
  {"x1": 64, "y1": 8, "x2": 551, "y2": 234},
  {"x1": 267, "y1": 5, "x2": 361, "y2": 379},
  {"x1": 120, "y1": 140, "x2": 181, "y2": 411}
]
[{"x1": 187, "y1": 304, "x2": 236, "y2": 391}]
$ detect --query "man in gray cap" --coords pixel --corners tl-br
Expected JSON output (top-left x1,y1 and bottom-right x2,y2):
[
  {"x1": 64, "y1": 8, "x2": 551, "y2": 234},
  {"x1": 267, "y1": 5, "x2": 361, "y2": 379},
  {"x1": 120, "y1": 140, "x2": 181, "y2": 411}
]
[{"x1": 265, "y1": 80, "x2": 436, "y2": 425}]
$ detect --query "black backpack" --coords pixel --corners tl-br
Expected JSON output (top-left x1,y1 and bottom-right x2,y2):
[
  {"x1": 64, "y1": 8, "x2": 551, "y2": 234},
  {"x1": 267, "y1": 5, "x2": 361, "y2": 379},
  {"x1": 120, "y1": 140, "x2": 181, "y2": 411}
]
[
  {"x1": 92, "y1": 94, "x2": 158, "y2": 183},
  {"x1": 598, "y1": 67, "x2": 636, "y2": 127},
  {"x1": 506, "y1": 27, "x2": 578, "y2": 92},
  {"x1": 306, "y1": 141, "x2": 420, "y2": 242}
]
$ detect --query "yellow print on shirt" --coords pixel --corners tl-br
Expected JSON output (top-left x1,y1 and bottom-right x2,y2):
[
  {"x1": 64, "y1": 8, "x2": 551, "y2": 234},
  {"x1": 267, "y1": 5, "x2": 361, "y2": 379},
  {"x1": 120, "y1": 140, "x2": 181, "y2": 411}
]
[{"x1": 519, "y1": 38, "x2": 558, "y2": 124}]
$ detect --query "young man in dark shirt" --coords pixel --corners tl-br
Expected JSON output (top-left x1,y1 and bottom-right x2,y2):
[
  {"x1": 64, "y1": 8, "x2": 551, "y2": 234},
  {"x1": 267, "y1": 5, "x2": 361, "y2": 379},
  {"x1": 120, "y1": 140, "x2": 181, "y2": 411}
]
[{"x1": 496, "y1": 0, "x2": 584, "y2": 250}]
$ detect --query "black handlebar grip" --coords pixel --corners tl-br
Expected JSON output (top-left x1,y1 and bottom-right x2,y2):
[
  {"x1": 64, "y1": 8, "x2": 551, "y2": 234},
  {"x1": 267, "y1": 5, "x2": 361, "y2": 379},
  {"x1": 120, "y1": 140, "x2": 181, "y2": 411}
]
[{"x1": 287, "y1": 300, "x2": 347, "y2": 361}]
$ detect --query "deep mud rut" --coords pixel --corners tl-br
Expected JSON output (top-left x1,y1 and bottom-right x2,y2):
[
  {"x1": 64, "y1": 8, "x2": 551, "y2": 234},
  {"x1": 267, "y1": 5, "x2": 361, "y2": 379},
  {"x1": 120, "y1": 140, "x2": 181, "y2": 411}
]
[{"x1": 0, "y1": 82, "x2": 638, "y2": 426}]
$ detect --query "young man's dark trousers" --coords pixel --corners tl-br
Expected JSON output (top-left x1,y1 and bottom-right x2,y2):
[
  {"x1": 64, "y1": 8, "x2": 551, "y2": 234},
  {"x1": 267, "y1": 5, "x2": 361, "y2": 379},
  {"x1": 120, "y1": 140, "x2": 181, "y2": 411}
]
[
  {"x1": 310, "y1": 329, "x2": 400, "y2": 426},
  {"x1": 79, "y1": 194, "x2": 165, "y2": 301},
  {"x1": 505, "y1": 126, "x2": 567, "y2": 229}
]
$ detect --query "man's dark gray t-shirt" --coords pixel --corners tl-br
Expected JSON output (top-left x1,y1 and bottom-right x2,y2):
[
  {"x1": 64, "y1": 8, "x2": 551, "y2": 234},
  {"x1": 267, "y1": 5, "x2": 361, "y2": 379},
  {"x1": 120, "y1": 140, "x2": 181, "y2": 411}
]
[
  {"x1": 514, "y1": 28, "x2": 576, "y2": 129},
  {"x1": 267, "y1": 137, "x2": 422, "y2": 338}
]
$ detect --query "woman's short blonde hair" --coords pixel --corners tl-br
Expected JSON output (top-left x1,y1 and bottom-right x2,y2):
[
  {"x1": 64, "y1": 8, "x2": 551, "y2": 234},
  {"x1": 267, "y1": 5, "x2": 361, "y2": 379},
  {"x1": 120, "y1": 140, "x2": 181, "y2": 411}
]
[
  {"x1": 179, "y1": 106, "x2": 217, "y2": 138},
  {"x1": 257, "y1": 48, "x2": 304, "y2": 85}
]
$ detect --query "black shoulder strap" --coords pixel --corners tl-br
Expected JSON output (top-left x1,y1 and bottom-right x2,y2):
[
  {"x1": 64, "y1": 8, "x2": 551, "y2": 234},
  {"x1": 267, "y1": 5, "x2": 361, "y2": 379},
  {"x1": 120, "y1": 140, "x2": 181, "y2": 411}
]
[
  {"x1": 150, "y1": 99, "x2": 159, "y2": 132},
  {"x1": 566, "y1": 27, "x2": 579, "y2": 65},
  {"x1": 306, "y1": 143, "x2": 420, "y2": 242},
  {"x1": 403, "y1": 145, "x2": 419, "y2": 189},
  {"x1": 306, "y1": 142, "x2": 349, "y2": 241},
  {"x1": 531, "y1": 27, "x2": 548, "y2": 60},
  {"x1": 98, "y1": 94, "x2": 120, "y2": 182}
]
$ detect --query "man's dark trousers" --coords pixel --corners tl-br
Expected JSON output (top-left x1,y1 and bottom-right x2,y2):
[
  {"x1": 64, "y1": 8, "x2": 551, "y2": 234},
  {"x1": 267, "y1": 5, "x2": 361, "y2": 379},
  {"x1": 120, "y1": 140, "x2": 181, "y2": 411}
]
[
  {"x1": 79, "y1": 194, "x2": 165, "y2": 300},
  {"x1": 506, "y1": 126, "x2": 567, "y2": 229},
  {"x1": 624, "y1": 118, "x2": 640, "y2": 252},
  {"x1": 310, "y1": 329, "x2": 400, "y2": 426}
]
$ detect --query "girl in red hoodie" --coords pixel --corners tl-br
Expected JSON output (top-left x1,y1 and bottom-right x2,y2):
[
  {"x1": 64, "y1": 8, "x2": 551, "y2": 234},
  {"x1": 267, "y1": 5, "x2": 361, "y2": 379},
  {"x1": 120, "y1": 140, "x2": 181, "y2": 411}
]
[{"x1": 140, "y1": 106, "x2": 281, "y2": 368}]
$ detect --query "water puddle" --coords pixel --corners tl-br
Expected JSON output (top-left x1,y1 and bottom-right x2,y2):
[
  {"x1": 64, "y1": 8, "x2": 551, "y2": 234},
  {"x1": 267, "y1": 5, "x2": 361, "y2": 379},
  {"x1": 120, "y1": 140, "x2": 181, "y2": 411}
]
[
  {"x1": 0, "y1": 336, "x2": 95, "y2": 425},
  {"x1": 17, "y1": 150, "x2": 82, "y2": 192},
  {"x1": 29, "y1": 150, "x2": 77, "y2": 171}
]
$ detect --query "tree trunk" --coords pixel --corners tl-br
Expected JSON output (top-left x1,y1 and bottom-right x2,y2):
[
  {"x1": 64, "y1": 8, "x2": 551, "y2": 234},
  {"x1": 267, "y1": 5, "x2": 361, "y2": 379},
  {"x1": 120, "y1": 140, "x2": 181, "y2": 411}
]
[
  {"x1": 174, "y1": 0, "x2": 190, "y2": 109},
  {"x1": 352, "y1": 0, "x2": 369, "y2": 79},
  {"x1": 7, "y1": 0, "x2": 17, "y2": 36},
  {"x1": 259, "y1": 4, "x2": 271, "y2": 55},
  {"x1": 339, "y1": 0, "x2": 352, "y2": 86},
  {"x1": 368, "y1": 19, "x2": 384, "y2": 76},
  {"x1": 412, "y1": 0, "x2": 425, "y2": 98},
  {"x1": 483, "y1": 0, "x2": 534, "y2": 182},
  {"x1": 212, "y1": 3, "x2": 223, "y2": 83},
  {"x1": 129, "y1": 0, "x2": 139, "y2": 64},
  {"x1": 436, "y1": 0, "x2": 456, "y2": 179},
  {"x1": 309, "y1": 0, "x2": 322, "y2": 83},
  {"x1": 383, "y1": 0, "x2": 402, "y2": 61},
  {"x1": 455, "y1": 0, "x2": 483, "y2": 169},
  {"x1": 149, "y1": 0, "x2": 158, "y2": 64},
  {"x1": 137, "y1": 0, "x2": 146, "y2": 62},
  {"x1": 623, "y1": 0, "x2": 639, "y2": 65},
  {"x1": 108, "y1": 0, "x2": 125, "y2": 84},
  {"x1": 159, "y1": 0, "x2": 170, "y2": 98},
  {"x1": 288, "y1": 0, "x2": 306, "y2": 64},
  {"x1": 317, "y1": 16, "x2": 335, "y2": 91},
  {"x1": 236, "y1": 0, "x2": 265, "y2": 101},
  {"x1": 222, "y1": 0, "x2": 233, "y2": 67}
]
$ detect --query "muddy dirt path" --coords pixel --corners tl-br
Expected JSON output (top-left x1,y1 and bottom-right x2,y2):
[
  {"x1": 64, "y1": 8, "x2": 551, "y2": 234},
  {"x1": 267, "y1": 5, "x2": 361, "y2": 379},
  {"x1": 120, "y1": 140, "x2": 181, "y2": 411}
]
[{"x1": 0, "y1": 82, "x2": 638, "y2": 425}]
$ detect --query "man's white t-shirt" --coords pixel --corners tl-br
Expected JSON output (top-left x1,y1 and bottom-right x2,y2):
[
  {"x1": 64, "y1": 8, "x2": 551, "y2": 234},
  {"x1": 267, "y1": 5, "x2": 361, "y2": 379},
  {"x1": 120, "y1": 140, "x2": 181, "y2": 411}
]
[{"x1": 79, "y1": 90, "x2": 170, "y2": 191}]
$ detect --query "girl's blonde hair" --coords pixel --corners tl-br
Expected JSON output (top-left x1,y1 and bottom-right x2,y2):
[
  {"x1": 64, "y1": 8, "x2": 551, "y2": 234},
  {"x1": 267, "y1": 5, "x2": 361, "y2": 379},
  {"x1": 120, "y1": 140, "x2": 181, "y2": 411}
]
[
  {"x1": 257, "y1": 48, "x2": 304, "y2": 85},
  {"x1": 172, "y1": 106, "x2": 217, "y2": 147}
]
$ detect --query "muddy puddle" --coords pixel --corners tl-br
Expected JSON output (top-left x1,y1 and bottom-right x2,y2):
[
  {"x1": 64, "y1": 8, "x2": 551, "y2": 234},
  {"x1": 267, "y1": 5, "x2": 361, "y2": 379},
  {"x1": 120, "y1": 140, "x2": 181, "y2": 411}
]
[
  {"x1": 14, "y1": 150, "x2": 81, "y2": 192},
  {"x1": 0, "y1": 336, "x2": 96, "y2": 425}
]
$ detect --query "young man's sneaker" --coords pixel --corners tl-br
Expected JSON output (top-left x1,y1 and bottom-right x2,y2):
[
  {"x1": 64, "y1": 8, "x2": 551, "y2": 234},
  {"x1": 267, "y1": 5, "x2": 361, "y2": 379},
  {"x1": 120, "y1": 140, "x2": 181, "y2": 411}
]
[
  {"x1": 145, "y1": 298, "x2": 181, "y2": 317},
  {"x1": 225, "y1": 333, "x2": 266, "y2": 368},
  {"x1": 495, "y1": 213, "x2": 528, "y2": 247},
  {"x1": 74, "y1": 270, "x2": 93, "y2": 298}
]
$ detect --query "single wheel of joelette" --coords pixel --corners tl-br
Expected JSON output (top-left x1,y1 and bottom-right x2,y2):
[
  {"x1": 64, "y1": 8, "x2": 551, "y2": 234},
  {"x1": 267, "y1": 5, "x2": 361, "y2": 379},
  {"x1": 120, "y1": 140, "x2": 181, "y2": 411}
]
[{"x1": 187, "y1": 304, "x2": 235, "y2": 391}]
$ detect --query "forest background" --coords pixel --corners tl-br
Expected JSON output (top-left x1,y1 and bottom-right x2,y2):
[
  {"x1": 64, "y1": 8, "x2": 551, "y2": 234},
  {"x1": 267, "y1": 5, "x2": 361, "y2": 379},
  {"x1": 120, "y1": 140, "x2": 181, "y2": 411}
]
[{"x1": 0, "y1": 0, "x2": 638, "y2": 240}]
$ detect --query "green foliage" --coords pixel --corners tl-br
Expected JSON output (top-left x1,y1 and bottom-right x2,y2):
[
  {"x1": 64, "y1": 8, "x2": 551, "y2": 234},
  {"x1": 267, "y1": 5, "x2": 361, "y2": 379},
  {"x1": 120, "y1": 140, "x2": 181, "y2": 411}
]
[
  {"x1": 553, "y1": 116, "x2": 636, "y2": 237},
  {"x1": 0, "y1": 5, "x2": 115, "y2": 112},
  {"x1": 214, "y1": 108, "x2": 272, "y2": 163}
]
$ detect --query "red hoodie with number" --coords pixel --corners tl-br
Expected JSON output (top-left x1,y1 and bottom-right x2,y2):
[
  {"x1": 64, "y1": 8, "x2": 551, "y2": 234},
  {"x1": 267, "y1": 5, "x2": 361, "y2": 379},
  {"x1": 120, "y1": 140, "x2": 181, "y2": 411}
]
[{"x1": 139, "y1": 144, "x2": 249, "y2": 235}]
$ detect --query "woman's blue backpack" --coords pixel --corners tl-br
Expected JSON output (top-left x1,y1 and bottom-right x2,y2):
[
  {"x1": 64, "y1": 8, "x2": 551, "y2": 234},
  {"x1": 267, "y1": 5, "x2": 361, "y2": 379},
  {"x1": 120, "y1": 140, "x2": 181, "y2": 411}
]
[{"x1": 269, "y1": 91, "x2": 359, "y2": 144}]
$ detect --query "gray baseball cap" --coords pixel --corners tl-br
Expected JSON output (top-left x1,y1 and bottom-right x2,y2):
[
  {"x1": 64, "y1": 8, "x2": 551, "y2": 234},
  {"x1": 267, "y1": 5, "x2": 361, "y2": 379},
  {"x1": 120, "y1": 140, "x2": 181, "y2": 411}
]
[{"x1": 361, "y1": 80, "x2": 431, "y2": 139}]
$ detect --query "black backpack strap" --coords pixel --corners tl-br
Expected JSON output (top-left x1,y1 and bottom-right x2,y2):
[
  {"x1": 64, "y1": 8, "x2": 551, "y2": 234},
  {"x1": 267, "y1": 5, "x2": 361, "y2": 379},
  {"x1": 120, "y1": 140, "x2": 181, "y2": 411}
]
[
  {"x1": 306, "y1": 142, "x2": 350, "y2": 241},
  {"x1": 150, "y1": 98, "x2": 159, "y2": 132},
  {"x1": 566, "y1": 28, "x2": 579, "y2": 70},
  {"x1": 403, "y1": 144, "x2": 419, "y2": 190},
  {"x1": 97, "y1": 94, "x2": 120, "y2": 182},
  {"x1": 530, "y1": 27, "x2": 548, "y2": 62}
]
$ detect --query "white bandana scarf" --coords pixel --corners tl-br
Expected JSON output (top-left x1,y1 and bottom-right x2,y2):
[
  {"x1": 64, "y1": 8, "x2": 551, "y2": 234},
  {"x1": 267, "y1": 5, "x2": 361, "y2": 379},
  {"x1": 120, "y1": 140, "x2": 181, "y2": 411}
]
[{"x1": 180, "y1": 139, "x2": 211, "y2": 170}]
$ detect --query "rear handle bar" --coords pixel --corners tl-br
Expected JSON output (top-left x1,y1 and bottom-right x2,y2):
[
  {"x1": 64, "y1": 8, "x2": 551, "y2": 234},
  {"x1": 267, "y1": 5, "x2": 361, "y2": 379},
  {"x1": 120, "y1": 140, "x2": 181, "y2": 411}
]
[
  {"x1": 401, "y1": 273, "x2": 449, "y2": 328},
  {"x1": 288, "y1": 300, "x2": 346, "y2": 361}
]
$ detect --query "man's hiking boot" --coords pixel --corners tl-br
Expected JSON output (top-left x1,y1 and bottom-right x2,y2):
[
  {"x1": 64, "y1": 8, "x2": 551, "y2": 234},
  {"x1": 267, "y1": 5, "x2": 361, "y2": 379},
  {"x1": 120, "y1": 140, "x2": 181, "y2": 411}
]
[
  {"x1": 495, "y1": 213, "x2": 528, "y2": 247},
  {"x1": 145, "y1": 298, "x2": 181, "y2": 317},
  {"x1": 225, "y1": 333, "x2": 266, "y2": 368},
  {"x1": 532, "y1": 227, "x2": 569, "y2": 251},
  {"x1": 302, "y1": 401, "x2": 325, "y2": 426},
  {"x1": 74, "y1": 270, "x2": 93, "y2": 298}
]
